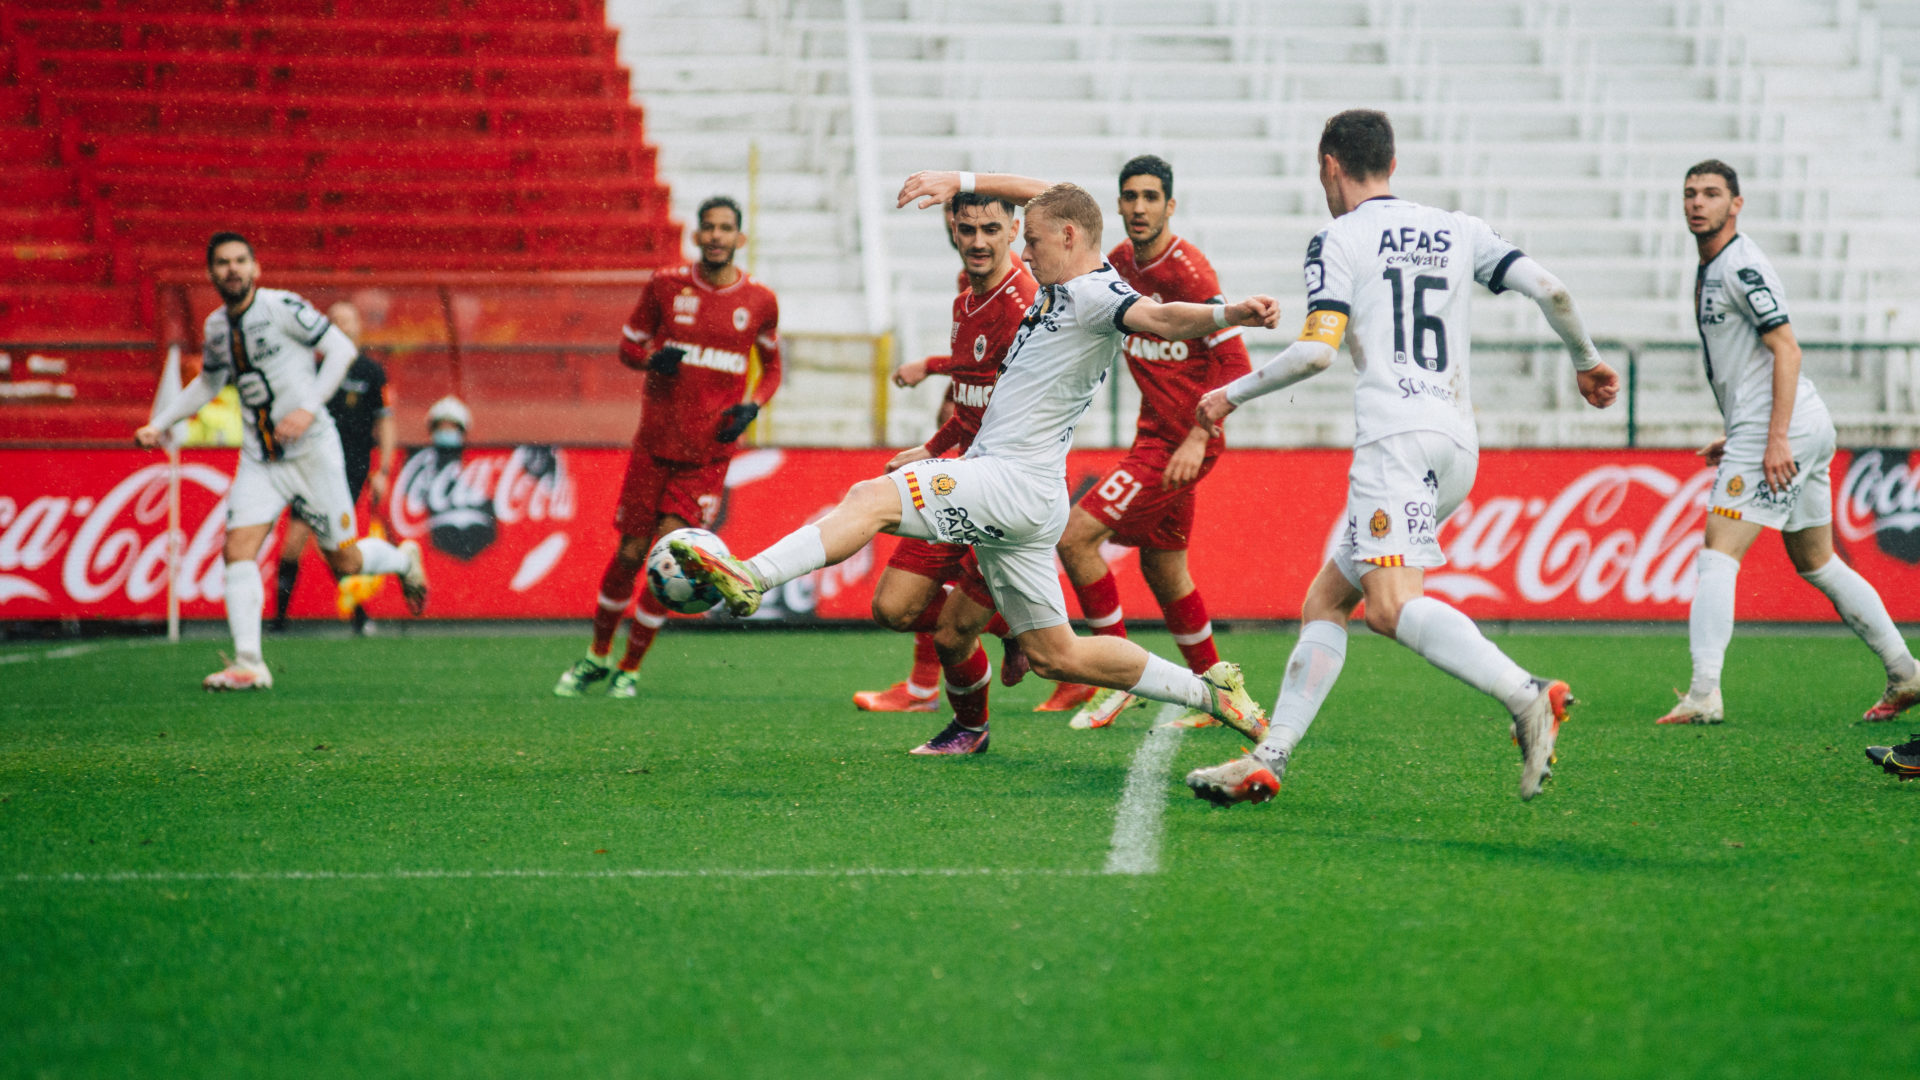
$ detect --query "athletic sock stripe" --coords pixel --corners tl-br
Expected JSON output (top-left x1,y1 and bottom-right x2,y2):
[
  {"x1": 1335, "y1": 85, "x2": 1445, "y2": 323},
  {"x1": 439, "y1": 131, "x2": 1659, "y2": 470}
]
[
  {"x1": 597, "y1": 592, "x2": 632, "y2": 611},
  {"x1": 1085, "y1": 607, "x2": 1125, "y2": 629},
  {"x1": 905, "y1": 681, "x2": 939, "y2": 698},
  {"x1": 1171, "y1": 622, "x2": 1214, "y2": 646},
  {"x1": 949, "y1": 668, "x2": 993, "y2": 695},
  {"x1": 632, "y1": 609, "x2": 667, "y2": 629}
]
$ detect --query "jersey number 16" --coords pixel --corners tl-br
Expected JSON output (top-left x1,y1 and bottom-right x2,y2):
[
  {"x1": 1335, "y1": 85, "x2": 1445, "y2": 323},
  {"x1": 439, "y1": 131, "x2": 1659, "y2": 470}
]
[{"x1": 1383, "y1": 268, "x2": 1449, "y2": 373}]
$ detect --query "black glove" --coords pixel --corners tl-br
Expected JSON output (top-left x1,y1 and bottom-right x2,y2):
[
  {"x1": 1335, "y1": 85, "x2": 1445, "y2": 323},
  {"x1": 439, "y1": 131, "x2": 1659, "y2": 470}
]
[
  {"x1": 716, "y1": 402, "x2": 759, "y2": 443},
  {"x1": 647, "y1": 346, "x2": 685, "y2": 375}
]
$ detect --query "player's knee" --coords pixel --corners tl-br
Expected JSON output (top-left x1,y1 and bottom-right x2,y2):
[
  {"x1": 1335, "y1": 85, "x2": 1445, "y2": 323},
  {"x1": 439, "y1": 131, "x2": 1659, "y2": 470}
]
[
  {"x1": 871, "y1": 596, "x2": 917, "y2": 633},
  {"x1": 931, "y1": 622, "x2": 975, "y2": 661},
  {"x1": 1362, "y1": 597, "x2": 1402, "y2": 638}
]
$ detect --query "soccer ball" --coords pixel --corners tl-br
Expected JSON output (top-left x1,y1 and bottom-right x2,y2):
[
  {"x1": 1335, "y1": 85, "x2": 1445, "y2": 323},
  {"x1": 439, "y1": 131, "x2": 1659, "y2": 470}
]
[{"x1": 645, "y1": 528, "x2": 730, "y2": 615}]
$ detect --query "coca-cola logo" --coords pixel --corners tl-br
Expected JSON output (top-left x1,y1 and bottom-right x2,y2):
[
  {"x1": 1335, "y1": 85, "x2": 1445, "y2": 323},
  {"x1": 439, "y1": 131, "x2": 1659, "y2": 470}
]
[
  {"x1": 1323, "y1": 464, "x2": 1714, "y2": 607},
  {"x1": 0, "y1": 463, "x2": 244, "y2": 609},
  {"x1": 1838, "y1": 449, "x2": 1920, "y2": 564},
  {"x1": 392, "y1": 445, "x2": 574, "y2": 561}
]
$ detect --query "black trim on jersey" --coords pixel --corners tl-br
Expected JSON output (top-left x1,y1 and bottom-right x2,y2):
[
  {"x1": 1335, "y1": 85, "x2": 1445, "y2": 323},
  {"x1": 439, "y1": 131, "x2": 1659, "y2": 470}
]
[
  {"x1": 228, "y1": 307, "x2": 283, "y2": 461},
  {"x1": 1110, "y1": 293, "x2": 1141, "y2": 333},
  {"x1": 1306, "y1": 299, "x2": 1351, "y2": 316},
  {"x1": 1756, "y1": 314, "x2": 1790, "y2": 334},
  {"x1": 1358, "y1": 195, "x2": 1397, "y2": 206},
  {"x1": 1486, "y1": 249, "x2": 1526, "y2": 295},
  {"x1": 1693, "y1": 261, "x2": 1714, "y2": 385}
]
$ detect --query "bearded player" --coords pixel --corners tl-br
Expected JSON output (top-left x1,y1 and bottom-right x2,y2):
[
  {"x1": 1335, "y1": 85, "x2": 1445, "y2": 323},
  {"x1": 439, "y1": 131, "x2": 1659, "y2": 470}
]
[
  {"x1": 1653, "y1": 161, "x2": 1918, "y2": 726},
  {"x1": 553, "y1": 196, "x2": 782, "y2": 699},
  {"x1": 1184, "y1": 110, "x2": 1619, "y2": 804},
  {"x1": 852, "y1": 192, "x2": 1037, "y2": 713},
  {"x1": 136, "y1": 232, "x2": 428, "y2": 689},
  {"x1": 1034, "y1": 155, "x2": 1254, "y2": 728},
  {"x1": 672, "y1": 174, "x2": 1280, "y2": 755}
]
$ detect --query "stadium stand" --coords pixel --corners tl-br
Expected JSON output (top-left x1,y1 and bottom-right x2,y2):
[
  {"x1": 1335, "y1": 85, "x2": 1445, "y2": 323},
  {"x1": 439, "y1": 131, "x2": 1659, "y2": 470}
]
[
  {"x1": 614, "y1": 0, "x2": 1920, "y2": 448},
  {"x1": 0, "y1": 0, "x2": 677, "y2": 444}
]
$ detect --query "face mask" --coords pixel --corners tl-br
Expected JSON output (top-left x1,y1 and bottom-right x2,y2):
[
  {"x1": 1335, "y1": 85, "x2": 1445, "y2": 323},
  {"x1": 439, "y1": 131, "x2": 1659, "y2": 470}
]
[{"x1": 431, "y1": 428, "x2": 465, "y2": 449}]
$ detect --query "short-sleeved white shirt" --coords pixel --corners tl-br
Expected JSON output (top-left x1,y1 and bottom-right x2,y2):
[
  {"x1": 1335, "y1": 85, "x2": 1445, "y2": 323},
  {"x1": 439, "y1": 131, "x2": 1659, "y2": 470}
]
[
  {"x1": 200, "y1": 287, "x2": 338, "y2": 462},
  {"x1": 967, "y1": 263, "x2": 1140, "y2": 480},
  {"x1": 1305, "y1": 197, "x2": 1522, "y2": 452},
  {"x1": 1694, "y1": 233, "x2": 1826, "y2": 451}
]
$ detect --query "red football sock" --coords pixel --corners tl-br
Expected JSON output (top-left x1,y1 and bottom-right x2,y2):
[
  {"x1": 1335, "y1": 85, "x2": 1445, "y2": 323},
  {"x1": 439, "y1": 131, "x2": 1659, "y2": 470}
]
[
  {"x1": 1163, "y1": 587, "x2": 1219, "y2": 673},
  {"x1": 906, "y1": 592, "x2": 946, "y2": 634},
  {"x1": 591, "y1": 555, "x2": 639, "y2": 657},
  {"x1": 619, "y1": 588, "x2": 669, "y2": 672},
  {"x1": 909, "y1": 632, "x2": 942, "y2": 694},
  {"x1": 1076, "y1": 569, "x2": 1126, "y2": 638},
  {"x1": 984, "y1": 612, "x2": 1011, "y2": 638},
  {"x1": 944, "y1": 643, "x2": 992, "y2": 729}
]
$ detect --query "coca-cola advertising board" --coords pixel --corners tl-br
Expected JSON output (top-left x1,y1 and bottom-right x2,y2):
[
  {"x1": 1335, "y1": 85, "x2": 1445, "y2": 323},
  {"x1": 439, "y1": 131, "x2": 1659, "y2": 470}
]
[{"x1": 3, "y1": 446, "x2": 1917, "y2": 623}]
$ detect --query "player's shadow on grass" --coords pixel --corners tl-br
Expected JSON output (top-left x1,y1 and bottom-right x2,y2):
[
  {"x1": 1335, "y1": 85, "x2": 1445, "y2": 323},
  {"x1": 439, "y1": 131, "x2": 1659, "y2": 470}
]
[{"x1": 1195, "y1": 823, "x2": 1718, "y2": 874}]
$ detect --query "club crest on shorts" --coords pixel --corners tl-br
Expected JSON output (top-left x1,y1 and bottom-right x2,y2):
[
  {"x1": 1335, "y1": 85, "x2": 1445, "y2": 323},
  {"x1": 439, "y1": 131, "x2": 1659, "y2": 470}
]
[
  {"x1": 733, "y1": 307, "x2": 750, "y2": 331},
  {"x1": 973, "y1": 334, "x2": 987, "y2": 361},
  {"x1": 1369, "y1": 508, "x2": 1390, "y2": 538},
  {"x1": 1727, "y1": 475, "x2": 1745, "y2": 497},
  {"x1": 930, "y1": 474, "x2": 957, "y2": 496},
  {"x1": 340, "y1": 512, "x2": 352, "y2": 530}
]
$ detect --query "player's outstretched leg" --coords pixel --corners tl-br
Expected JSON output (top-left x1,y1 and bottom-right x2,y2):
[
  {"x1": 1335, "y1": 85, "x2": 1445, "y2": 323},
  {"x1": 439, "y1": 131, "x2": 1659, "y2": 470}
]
[
  {"x1": 206, "y1": 559, "x2": 273, "y2": 690},
  {"x1": 1393, "y1": 592, "x2": 1571, "y2": 800},
  {"x1": 335, "y1": 534, "x2": 427, "y2": 616},
  {"x1": 1037, "y1": 569, "x2": 1125, "y2": 713},
  {"x1": 1793, "y1": 548, "x2": 1920, "y2": 722},
  {"x1": 1019, "y1": 624, "x2": 1267, "y2": 737},
  {"x1": 1658, "y1": 548, "x2": 1735, "y2": 725}
]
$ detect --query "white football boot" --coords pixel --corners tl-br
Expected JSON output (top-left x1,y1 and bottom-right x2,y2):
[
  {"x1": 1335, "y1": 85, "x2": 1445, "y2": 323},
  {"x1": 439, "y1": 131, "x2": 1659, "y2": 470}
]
[
  {"x1": 204, "y1": 656, "x2": 273, "y2": 691},
  {"x1": 398, "y1": 540, "x2": 430, "y2": 616},
  {"x1": 1654, "y1": 687, "x2": 1724, "y2": 726}
]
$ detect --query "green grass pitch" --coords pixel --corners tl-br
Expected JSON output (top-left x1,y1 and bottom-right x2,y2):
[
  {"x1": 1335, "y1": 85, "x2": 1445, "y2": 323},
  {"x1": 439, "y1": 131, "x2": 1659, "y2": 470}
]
[{"x1": 3, "y1": 626, "x2": 1916, "y2": 1078}]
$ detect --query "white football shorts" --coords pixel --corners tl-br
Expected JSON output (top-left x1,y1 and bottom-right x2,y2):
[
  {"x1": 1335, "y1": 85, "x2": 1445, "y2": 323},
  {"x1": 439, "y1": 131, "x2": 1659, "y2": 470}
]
[
  {"x1": 1710, "y1": 415, "x2": 1836, "y2": 532},
  {"x1": 225, "y1": 427, "x2": 359, "y2": 550},
  {"x1": 1335, "y1": 430, "x2": 1477, "y2": 586},
  {"x1": 887, "y1": 455, "x2": 1071, "y2": 636}
]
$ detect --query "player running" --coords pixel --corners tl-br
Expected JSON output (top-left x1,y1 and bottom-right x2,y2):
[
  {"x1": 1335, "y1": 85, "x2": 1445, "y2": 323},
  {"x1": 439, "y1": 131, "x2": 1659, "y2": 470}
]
[
  {"x1": 270, "y1": 300, "x2": 397, "y2": 635},
  {"x1": 1183, "y1": 110, "x2": 1620, "y2": 804},
  {"x1": 1654, "y1": 161, "x2": 1918, "y2": 726},
  {"x1": 553, "y1": 196, "x2": 782, "y2": 699},
  {"x1": 672, "y1": 174, "x2": 1280, "y2": 753},
  {"x1": 852, "y1": 192, "x2": 1036, "y2": 713},
  {"x1": 1035, "y1": 155, "x2": 1254, "y2": 728},
  {"x1": 136, "y1": 233, "x2": 428, "y2": 690}
]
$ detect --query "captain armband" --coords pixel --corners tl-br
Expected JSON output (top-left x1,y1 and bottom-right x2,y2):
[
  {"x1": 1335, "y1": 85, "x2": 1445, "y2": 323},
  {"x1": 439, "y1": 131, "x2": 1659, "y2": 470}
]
[{"x1": 1299, "y1": 309, "x2": 1347, "y2": 348}]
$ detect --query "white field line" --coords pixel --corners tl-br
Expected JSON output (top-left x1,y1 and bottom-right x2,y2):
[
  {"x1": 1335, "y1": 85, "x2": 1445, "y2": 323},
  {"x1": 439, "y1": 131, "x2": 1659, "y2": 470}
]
[
  {"x1": 1103, "y1": 704, "x2": 1186, "y2": 876},
  {"x1": 0, "y1": 639, "x2": 172, "y2": 665},
  {"x1": 8, "y1": 867, "x2": 1102, "y2": 885}
]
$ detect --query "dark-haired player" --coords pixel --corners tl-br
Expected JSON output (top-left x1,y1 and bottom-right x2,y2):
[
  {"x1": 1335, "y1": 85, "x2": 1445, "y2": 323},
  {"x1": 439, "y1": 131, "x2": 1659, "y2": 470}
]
[
  {"x1": 136, "y1": 233, "x2": 427, "y2": 689},
  {"x1": 671, "y1": 173, "x2": 1280, "y2": 754},
  {"x1": 553, "y1": 196, "x2": 783, "y2": 699},
  {"x1": 1036, "y1": 154, "x2": 1254, "y2": 728},
  {"x1": 1184, "y1": 110, "x2": 1619, "y2": 804},
  {"x1": 853, "y1": 192, "x2": 1036, "y2": 713},
  {"x1": 1653, "y1": 161, "x2": 1917, "y2": 726}
]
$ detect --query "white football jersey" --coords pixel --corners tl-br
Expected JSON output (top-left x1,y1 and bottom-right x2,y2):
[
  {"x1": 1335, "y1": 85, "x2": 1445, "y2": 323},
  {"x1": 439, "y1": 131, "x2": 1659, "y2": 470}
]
[
  {"x1": 967, "y1": 263, "x2": 1140, "y2": 479},
  {"x1": 200, "y1": 287, "x2": 338, "y2": 462},
  {"x1": 1305, "y1": 197, "x2": 1523, "y2": 451},
  {"x1": 1694, "y1": 233, "x2": 1826, "y2": 450}
]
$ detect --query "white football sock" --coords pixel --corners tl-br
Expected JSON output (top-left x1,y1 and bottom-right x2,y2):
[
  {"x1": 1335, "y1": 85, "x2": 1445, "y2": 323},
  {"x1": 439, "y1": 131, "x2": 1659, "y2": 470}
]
[
  {"x1": 746, "y1": 524, "x2": 825, "y2": 589},
  {"x1": 353, "y1": 536, "x2": 409, "y2": 576},
  {"x1": 1129, "y1": 651, "x2": 1212, "y2": 711},
  {"x1": 1801, "y1": 555, "x2": 1917, "y2": 681},
  {"x1": 224, "y1": 559, "x2": 265, "y2": 665},
  {"x1": 1689, "y1": 549, "x2": 1740, "y2": 696},
  {"x1": 1396, "y1": 596, "x2": 1536, "y2": 715},
  {"x1": 1255, "y1": 620, "x2": 1348, "y2": 767}
]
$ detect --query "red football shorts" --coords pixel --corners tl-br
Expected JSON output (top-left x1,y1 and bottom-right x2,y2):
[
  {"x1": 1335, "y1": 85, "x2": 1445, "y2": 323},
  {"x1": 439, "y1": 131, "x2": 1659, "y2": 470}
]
[
  {"x1": 1076, "y1": 441, "x2": 1219, "y2": 551},
  {"x1": 886, "y1": 536, "x2": 968, "y2": 582},
  {"x1": 612, "y1": 449, "x2": 727, "y2": 536}
]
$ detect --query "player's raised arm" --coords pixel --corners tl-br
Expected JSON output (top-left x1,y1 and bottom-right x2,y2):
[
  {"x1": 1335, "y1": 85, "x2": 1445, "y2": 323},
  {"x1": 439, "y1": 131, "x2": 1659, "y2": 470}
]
[
  {"x1": 1122, "y1": 295, "x2": 1279, "y2": 343},
  {"x1": 1193, "y1": 310, "x2": 1343, "y2": 436},
  {"x1": 1492, "y1": 257, "x2": 1619, "y2": 409},
  {"x1": 897, "y1": 171, "x2": 1050, "y2": 210}
]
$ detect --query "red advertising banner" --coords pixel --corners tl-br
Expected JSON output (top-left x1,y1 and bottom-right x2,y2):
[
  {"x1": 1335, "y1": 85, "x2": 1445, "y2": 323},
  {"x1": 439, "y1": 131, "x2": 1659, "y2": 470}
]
[{"x1": 3, "y1": 445, "x2": 1917, "y2": 623}]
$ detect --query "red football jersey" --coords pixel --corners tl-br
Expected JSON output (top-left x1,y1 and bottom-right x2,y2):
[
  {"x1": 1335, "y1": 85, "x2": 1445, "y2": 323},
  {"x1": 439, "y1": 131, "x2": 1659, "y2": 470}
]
[
  {"x1": 1107, "y1": 236, "x2": 1252, "y2": 450},
  {"x1": 923, "y1": 260, "x2": 1037, "y2": 456},
  {"x1": 619, "y1": 265, "x2": 782, "y2": 464}
]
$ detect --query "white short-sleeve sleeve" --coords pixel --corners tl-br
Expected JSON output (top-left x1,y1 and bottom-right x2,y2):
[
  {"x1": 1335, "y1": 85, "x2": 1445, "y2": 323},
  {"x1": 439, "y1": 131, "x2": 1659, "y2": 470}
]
[
  {"x1": 1727, "y1": 259, "x2": 1791, "y2": 333},
  {"x1": 1303, "y1": 229, "x2": 1353, "y2": 315},
  {"x1": 1460, "y1": 214, "x2": 1526, "y2": 294},
  {"x1": 272, "y1": 291, "x2": 333, "y2": 348},
  {"x1": 1070, "y1": 269, "x2": 1142, "y2": 335}
]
